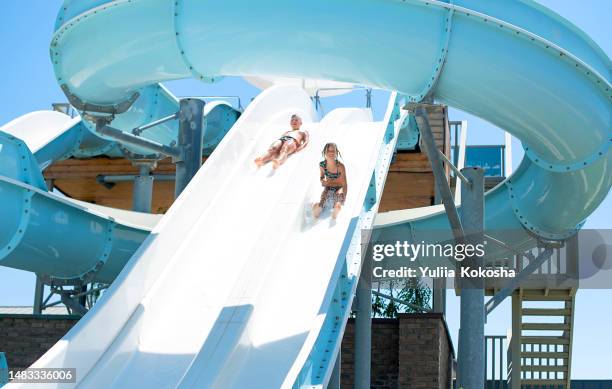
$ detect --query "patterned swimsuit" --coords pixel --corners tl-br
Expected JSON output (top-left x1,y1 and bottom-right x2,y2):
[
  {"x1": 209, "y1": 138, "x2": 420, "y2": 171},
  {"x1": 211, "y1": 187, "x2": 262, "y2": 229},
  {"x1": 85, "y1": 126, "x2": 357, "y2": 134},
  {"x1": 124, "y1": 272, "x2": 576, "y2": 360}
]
[{"x1": 319, "y1": 160, "x2": 345, "y2": 207}]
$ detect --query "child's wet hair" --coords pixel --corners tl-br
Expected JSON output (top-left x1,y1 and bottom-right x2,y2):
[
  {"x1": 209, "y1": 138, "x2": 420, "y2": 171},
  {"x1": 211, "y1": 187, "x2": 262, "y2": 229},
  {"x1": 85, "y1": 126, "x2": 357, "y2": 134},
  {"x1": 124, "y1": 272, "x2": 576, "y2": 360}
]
[{"x1": 322, "y1": 143, "x2": 342, "y2": 160}]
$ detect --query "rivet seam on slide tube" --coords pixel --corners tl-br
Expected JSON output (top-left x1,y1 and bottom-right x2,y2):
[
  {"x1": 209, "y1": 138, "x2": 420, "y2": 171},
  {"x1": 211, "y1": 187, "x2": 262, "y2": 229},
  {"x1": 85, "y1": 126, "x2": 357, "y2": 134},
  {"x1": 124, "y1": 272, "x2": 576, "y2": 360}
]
[
  {"x1": 51, "y1": 0, "x2": 611, "y2": 111},
  {"x1": 522, "y1": 139, "x2": 611, "y2": 172},
  {"x1": 504, "y1": 178, "x2": 582, "y2": 240},
  {"x1": 72, "y1": 139, "x2": 118, "y2": 158},
  {"x1": 117, "y1": 143, "x2": 163, "y2": 161},
  {"x1": 0, "y1": 188, "x2": 33, "y2": 261},
  {"x1": 398, "y1": 0, "x2": 612, "y2": 101},
  {"x1": 55, "y1": 1, "x2": 69, "y2": 31},
  {"x1": 173, "y1": 0, "x2": 220, "y2": 84},
  {"x1": 297, "y1": 93, "x2": 404, "y2": 386},
  {"x1": 44, "y1": 219, "x2": 117, "y2": 285},
  {"x1": 408, "y1": 2, "x2": 455, "y2": 103},
  {"x1": 65, "y1": 122, "x2": 86, "y2": 158}
]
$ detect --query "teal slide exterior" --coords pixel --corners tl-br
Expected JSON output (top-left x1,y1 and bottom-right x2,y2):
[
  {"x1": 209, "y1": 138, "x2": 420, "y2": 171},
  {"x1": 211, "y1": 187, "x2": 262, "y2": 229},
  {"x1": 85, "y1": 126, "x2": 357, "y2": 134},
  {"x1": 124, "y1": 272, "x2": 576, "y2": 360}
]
[
  {"x1": 0, "y1": 94, "x2": 240, "y2": 282},
  {"x1": 49, "y1": 0, "x2": 610, "y2": 241},
  {"x1": 0, "y1": 0, "x2": 609, "y2": 386},
  {"x1": 0, "y1": 130, "x2": 154, "y2": 284}
]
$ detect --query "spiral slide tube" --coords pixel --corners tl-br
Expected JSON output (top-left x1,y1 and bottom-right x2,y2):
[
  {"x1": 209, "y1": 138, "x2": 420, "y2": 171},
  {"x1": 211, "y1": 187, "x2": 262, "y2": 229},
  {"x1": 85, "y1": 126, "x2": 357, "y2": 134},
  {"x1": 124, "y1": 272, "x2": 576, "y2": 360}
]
[{"x1": 5, "y1": 0, "x2": 610, "y2": 387}]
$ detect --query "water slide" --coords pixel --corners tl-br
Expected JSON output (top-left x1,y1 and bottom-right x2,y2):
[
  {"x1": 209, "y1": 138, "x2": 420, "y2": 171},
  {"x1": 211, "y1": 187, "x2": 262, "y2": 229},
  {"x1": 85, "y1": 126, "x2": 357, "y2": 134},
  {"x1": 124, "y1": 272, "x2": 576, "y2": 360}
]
[{"x1": 3, "y1": 0, "x2": 610, "y2": 387}]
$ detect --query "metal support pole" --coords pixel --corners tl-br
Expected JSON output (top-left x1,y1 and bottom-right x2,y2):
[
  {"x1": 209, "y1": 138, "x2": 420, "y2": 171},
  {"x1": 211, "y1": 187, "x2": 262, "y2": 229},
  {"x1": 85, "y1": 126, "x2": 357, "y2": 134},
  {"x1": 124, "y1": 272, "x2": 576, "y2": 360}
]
[
  {"x1": 457, "y1": 167, "x2": 485, "y2": 389},
  {"x1": 174, "y1": 99, "x2": 205, "y2": 198},
  {"x1": 414, "y1": 106, "x2": 464, "y2": 242},
  {"x1": 433, "y1": 278, "x2": 446, "y2": 314},
  {"x1": 509, "y1": 292, "x2": 522, "y2": 389},
  {"x1": 132, "y1": 161, "x2": 156, "y2": 213},
  {"x1": 354, "y1": 253, "x2": 372, "y2": 389},
  {"x1": 33, "y1": 275, "x2": 44, "y2": 314},
  {"x1": 328, "y1": 350, "x2": 341, "y2": 389}
]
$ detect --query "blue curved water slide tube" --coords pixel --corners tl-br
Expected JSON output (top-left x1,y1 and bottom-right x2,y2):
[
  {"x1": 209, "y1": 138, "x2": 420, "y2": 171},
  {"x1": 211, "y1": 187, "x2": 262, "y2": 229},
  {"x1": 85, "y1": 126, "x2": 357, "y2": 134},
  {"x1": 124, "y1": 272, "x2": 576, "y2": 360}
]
[
  {"x1": 0, "y1": 95, "x2": 240, "y2": 284},
  {"x1": 44, "y1": 0, "x2": 609, "y2": 278},
  {"x1": 6, "y1": 0, "x2": 610, "y2": 387},
  {"x1": 50, "y1": 0, "x2": 609, "y2": 240}
]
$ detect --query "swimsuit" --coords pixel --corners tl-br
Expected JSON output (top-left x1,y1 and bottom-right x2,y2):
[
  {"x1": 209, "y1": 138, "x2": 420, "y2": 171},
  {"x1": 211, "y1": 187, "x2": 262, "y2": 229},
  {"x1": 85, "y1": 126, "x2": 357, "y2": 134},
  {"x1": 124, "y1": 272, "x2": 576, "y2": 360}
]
[
  {"x1": 320, "y1": 160, "x2": 341, "y2": 179},
  {"x1": 319, "y1": 160, "x2": 345, "y2": 207},
  {"x1": 279, "y1": 135, "x2": 297, "y2": 145}
]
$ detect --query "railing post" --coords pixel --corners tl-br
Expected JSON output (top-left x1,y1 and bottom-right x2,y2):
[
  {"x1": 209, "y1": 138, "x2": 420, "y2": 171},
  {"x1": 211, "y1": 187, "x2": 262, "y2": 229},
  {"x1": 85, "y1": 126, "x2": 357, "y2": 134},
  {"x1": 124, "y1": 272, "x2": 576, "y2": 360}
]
[
  {"x1": 509, "y1": 291, "x2": 522, "y2": 389},
  {"x1": 174, "y1": 98, "x2": 205, "y2": 198}
]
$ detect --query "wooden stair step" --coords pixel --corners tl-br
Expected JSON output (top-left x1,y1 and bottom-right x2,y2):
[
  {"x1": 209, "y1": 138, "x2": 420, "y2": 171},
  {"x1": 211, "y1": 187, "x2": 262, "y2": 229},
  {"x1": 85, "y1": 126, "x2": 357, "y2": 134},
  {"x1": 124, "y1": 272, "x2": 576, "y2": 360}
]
[
  {"x1": 522, "y1": 308, "x2": 570, "y2": 316},
  {"x1": 522, "y1": 323, "x2": 570, "y2": 330},
  {"x1": 521, "y1": 379, "x2": 568, "y2": 385},
  {"x1": 521, "y1": 351, "x2": 568, "y2": 359},
  {"x1": 522, "y1": 365, "x2": 568, "y2": 372},
  {"x1": 521, "y1": 290, "x2": 573, "y2": 301},
  {"x1": 521, "y1": 336, "x2": 569, "y2": 345}
]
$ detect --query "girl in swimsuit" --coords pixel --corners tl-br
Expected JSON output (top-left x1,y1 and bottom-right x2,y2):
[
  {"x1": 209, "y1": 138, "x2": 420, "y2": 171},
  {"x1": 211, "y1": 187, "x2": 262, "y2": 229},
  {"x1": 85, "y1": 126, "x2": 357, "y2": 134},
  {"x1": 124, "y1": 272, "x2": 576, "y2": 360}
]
[{"x1": 313, "y1": 143, "x2": 347, "y2": 220}]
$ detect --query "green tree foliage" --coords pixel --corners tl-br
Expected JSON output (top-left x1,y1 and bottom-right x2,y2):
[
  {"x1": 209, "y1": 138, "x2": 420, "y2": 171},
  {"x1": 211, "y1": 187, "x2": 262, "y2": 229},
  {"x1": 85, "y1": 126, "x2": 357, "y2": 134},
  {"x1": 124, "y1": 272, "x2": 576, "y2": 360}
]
[{"x1": 371, "y1": 278, "x2": 431, "y2": 318}]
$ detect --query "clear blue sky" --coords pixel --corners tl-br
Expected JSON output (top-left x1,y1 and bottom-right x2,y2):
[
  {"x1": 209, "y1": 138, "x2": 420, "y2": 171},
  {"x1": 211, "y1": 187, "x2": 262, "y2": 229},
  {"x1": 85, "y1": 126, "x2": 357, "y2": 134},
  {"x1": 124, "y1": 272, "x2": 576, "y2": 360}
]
[{"x1": 0, "y1": 0, "x2": 610, "y2": 379}]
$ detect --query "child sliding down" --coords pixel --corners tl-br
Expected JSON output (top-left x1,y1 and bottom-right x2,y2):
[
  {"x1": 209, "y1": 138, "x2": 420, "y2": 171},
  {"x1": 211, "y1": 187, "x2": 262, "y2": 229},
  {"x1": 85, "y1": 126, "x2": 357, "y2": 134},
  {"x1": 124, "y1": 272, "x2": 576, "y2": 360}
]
[{"x1": 313, "y1": 143, "x2": 348, "y2": 220}]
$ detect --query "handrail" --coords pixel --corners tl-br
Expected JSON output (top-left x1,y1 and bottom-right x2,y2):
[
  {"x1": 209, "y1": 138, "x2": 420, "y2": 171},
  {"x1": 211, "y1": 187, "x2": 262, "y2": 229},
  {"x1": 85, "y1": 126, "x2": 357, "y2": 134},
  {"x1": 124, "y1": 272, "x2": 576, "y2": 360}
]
[{"x1": 313, "y1": 86, "x2": 373, "y2": 112}]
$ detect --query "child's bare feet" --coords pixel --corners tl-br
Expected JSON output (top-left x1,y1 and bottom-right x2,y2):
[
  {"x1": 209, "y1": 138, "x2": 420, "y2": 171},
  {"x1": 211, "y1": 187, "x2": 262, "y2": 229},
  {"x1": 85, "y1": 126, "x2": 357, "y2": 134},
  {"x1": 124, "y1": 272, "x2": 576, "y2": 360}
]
[
  {"x1": 312, "y1": 204, "x2": 322, "y2": 219},
  {"x1": 272, "y1": 160, "x2": 281, "y2": 170},
  {"x1": 332, "y1": 204, "x2": 342, "y2": 219},
  {"x1": 254, "y1": 157, "x2": 264, "y2": 168}
]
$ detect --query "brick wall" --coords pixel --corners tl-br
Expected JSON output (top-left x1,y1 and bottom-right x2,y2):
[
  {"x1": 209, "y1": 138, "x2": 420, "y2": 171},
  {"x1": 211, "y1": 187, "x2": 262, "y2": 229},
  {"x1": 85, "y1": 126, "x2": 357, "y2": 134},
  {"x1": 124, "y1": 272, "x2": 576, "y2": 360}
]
[
  {"x1": 341, "y1": 318, "x2": 399, "y2": 389},
  {"x1": 397, "y1": 313, "x2": 453, "y2": 389},
  {"x1": 340, "y1": 314, "x2": 454, "y2": 389},
  {"x1": 0, "y1": 313, "x2": 454, "y2": 388},
  {"x1": 0, "y1": 315, "x2": 79, "y2": 370}
]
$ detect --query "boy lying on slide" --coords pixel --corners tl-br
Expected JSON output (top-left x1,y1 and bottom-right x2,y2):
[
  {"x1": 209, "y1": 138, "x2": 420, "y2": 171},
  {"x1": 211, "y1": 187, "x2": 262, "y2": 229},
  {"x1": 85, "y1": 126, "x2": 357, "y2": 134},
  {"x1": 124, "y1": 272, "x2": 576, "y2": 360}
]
[{"x1": 254, "y1": 114, "x2": 309, "y2": 169}]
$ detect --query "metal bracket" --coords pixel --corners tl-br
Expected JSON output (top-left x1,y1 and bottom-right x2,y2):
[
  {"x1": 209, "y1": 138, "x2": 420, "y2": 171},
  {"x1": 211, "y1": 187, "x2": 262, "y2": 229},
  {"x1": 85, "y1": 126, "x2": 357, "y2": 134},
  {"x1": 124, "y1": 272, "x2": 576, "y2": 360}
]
[{"x1": 95, "y1": 119, "x2": 181, "y2": 159}]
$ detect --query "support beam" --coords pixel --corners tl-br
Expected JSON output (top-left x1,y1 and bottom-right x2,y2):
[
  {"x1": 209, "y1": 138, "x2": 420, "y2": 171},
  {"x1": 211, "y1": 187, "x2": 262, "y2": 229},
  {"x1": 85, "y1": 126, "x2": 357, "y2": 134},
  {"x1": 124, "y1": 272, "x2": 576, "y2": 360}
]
[
  {"x1": 457, "y1": 167, "x2": 485, "y2": 389},
  {"x1": 174, "y1": 98, "x2": 205, "y2": 198},
  {"x1": 33, "y1": 275, "x2": 44, "y2": 314},
  {"x1": 354, "y1": 253, "x2": 372, "y2": 389},
  {"x1": 96, "y1": 121, "x2": 180, "y2": 159},
  {"x1": 414, "y1": 106, "x2": 464, "y2": 242},
  {"x1": 132, "y1": 161, "x2": 156, "y2": 213},
  {"x1": 328, "y1": 350, "x2": 341, "y2": 389},
  {"x1": 485, "y1": 248, "x2": 553, "y2": 315}
]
